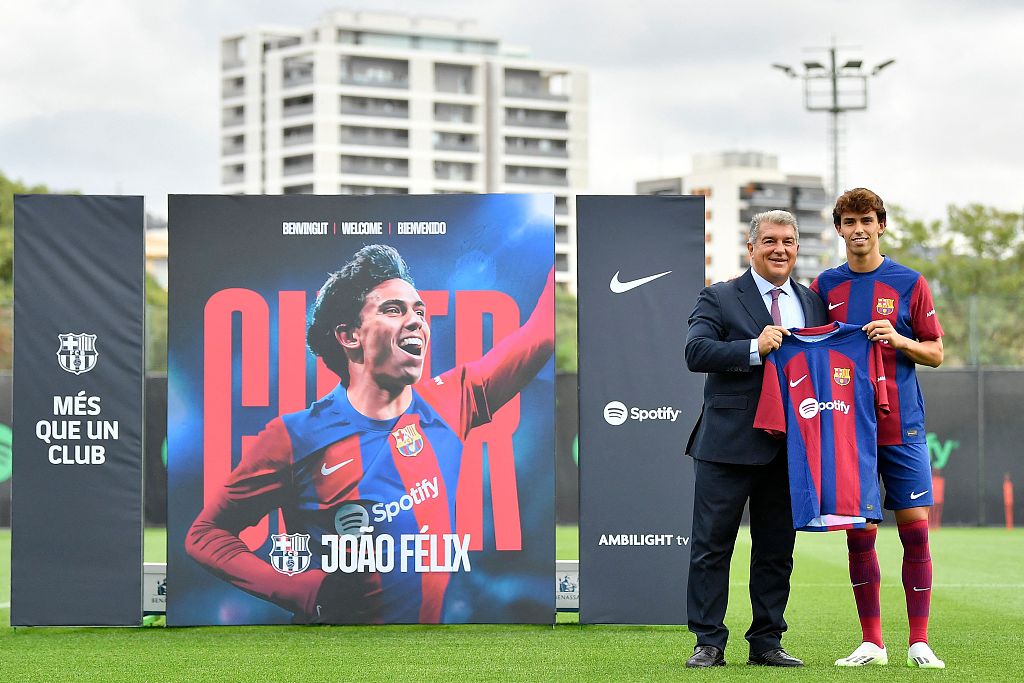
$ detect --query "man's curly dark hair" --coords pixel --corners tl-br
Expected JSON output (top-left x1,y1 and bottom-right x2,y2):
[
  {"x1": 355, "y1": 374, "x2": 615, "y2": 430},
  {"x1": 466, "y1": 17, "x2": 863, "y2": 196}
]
[{"x1": 307, "y1": 244, "x2": 414, "y2": 386}]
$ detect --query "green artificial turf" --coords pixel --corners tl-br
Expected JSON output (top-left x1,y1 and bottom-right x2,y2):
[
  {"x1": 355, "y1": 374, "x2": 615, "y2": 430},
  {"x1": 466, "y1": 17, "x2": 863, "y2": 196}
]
[{"x1": 1, "y1": 526, "x2": 1021, "y2": 681}]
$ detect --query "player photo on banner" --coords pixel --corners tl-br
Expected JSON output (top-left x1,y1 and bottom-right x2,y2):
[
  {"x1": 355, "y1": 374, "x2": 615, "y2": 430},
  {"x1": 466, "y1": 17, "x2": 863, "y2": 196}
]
[{"x1": 167, "y1": 194, "x2": 555, "y2": 626}]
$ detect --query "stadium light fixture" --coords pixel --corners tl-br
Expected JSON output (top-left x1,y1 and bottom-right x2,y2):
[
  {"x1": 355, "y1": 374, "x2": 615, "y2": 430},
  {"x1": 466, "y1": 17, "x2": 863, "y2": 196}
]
[
  {"x1": 872, "y1": 58, "x2": 896, "y2": 75},
  {"x1": 772, "y1": 42, "x2": 895, "y2": 199}
]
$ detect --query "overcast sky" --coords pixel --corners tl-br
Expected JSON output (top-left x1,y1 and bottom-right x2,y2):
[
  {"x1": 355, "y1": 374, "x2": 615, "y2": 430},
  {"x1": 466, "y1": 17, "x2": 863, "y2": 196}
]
[{"x1": 1, "y1": 0, "x2": 1021, "y2": 221}]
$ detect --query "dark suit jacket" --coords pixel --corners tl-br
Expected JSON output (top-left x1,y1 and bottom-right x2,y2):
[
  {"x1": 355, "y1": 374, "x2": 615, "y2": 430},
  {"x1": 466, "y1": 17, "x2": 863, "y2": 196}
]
[{"x1": 685, "y1": 268, "x2": 828, "y2": 465}]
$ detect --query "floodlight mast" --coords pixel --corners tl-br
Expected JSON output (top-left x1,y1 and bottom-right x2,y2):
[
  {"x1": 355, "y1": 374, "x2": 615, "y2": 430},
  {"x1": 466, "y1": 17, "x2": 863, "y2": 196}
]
[{"x1": 773, "y1": 42, "x2": 895, "y2": 198}]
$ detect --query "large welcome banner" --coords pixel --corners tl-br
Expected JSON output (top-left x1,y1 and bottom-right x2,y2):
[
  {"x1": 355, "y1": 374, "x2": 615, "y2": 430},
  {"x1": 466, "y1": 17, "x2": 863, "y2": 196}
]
[
  {"x1": 577, "y1": 196, "x2": 705, "y2": 623},
  {"x1": 167, "y1": 194, "x2": 554, "y2": 626},
  {"x1": 12, "y1": 195, "x2": 144, "y2": 626}
]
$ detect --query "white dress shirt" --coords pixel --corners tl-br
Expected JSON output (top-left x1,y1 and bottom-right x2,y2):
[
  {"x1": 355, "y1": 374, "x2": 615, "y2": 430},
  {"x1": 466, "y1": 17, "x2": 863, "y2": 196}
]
[{"x1": 748, "y1": 268, "x2": 806, "y2": 366}]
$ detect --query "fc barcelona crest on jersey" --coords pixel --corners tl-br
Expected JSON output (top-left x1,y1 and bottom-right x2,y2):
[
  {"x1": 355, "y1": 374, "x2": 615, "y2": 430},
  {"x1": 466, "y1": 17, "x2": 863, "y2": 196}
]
[
  {"x1": 57, "y1": 333, "x2": 98, "y2": 375},
  {"x1": 876, "y1": 297, "x2": 895, "y2": 316},
  {"x1": 392, "y1": 423, "x2": 424, "y2": 457},
  {"x1": 269, "y1": 533, "x2": 311, "y2": 576},
  {"x1": 833, "y1": 367, "x2": 852, "y2": 386}
]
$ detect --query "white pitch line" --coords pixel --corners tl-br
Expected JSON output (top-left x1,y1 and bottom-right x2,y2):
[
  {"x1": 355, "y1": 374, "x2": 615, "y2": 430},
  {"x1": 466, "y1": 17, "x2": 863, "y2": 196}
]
[
  {"x1": 729, "y1": 583, "x2": 1024, "y2": 588},
  {"x1": 0, "y1": 602, "x2": 9, "y2": 609}
]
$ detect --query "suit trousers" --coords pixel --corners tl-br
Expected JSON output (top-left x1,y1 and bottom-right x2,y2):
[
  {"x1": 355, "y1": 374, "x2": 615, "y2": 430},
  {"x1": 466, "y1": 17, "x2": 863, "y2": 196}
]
[{"x1": 686, "y1": 450, "x2": 796, "y2": 655}]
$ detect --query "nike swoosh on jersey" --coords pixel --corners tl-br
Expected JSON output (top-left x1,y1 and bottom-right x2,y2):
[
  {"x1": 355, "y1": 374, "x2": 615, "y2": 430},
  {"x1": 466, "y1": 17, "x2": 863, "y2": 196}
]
[
  {"x1": 852, "y1": 581, "x2": 870, "y2": 588},
  {"x1": 609, "y1": 270, "x2": 672, "y2": 293},
  {"x1": 913, "y1": 586, "x2": 931, "y2": 592},
  {"x1": 321, "y1": 458, "x2": 355, "y2": 476},
  {"x1": 909, "y1": 490, "x2": 929, "y2": 500},
  {"x1": 789, "y1": 375, "x2": 808, "y2": 387},
  {"x1": 828, "y1": 301, "x2": 846, "y2": 310}
]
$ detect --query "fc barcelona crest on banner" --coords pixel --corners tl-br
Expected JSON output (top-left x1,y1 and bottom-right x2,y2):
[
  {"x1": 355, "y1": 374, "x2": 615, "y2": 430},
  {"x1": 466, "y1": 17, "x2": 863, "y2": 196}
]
[
  {"x1": 833, "y1": 367, "x2": 852, "y2": 386},
  {"x1": 876, "y1": 298, "x2": 895, "y2": 316},
  {"x1": 57, "y1": 333, "x2": 98, "y2": 375},
  {"x1": 391, "y1": 423, "x2": 424, "y2": 457},
  {"x1": 269, "y1": 533, "x2": 311, "y2": 576}
]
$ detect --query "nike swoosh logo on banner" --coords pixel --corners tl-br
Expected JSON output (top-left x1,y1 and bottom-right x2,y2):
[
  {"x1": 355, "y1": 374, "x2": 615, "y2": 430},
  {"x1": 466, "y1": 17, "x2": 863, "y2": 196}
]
[
  {"x1": 789, "y1": 375, "x2": 808, "y2": 388},
  {"x1": 609, "y1": 270, "x2": 672, "y2": 294},
  {"x1": 910, "y1": 490, "x2": 929, "y2": 500},
  {"x1": 321, "y1": 458, "x2": 355, "y2": 476},
  {"x1": 828, "y1": 301, "x2": 845, "y2": 310}
]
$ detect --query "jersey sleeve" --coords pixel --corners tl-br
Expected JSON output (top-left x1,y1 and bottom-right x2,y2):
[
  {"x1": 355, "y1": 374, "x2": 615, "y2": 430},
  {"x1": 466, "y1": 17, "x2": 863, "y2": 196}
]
[
  {"x1": 909, "y1": 275, "x2": 944, "y2": 341},
  {"x1": 869, "y1": 340, "x2": 891, "y2": 416},
  {"x1": 809, "y1": 276, "x2": 820, "y2": 296},
  {"x1": 419, "y1": 268, "x2": 555, "y2": 438},
  {"x1": 185, "y1": 417, "x2": 325, "y2": 617},
  {"x1": 754, "y1": 357, "x2": 787, "y2": 438}
]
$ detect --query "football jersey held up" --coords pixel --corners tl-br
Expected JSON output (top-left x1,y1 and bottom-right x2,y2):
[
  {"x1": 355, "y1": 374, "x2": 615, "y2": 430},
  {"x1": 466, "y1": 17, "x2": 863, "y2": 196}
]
[{"x1": 755, "y1": 322, "x2": 889, "y2": 531}]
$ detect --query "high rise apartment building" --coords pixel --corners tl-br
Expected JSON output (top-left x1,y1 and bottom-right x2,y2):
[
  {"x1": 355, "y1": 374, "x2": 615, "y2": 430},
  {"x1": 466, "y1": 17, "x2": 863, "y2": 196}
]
[
  {"x1": 637, "y1": 152, "x2": 837, "y2": 285},
  {"x1": 220, "y1": 10, "x2": 588, "y2": 290}
]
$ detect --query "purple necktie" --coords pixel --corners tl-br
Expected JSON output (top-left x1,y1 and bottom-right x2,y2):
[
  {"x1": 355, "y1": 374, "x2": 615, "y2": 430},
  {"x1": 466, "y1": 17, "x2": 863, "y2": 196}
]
[{"x1": 769, "y1": 288, "x2": 783, "y2": 326}]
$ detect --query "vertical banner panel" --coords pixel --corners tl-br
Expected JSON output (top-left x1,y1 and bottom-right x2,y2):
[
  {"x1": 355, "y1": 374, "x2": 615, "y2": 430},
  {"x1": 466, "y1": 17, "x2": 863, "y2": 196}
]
[
  {"x1": 167, "y1": 194, "x2": 554, "y2": 625},
  {"x1": 917, "y1": 370, "x2": 979, "y2": 526},
  {"x1": 12, "y1": 195, "x2": 144, "y2": 626},
  {"x1": 577, "y1": 196, "x2": 705, "y2": 624},
  {"x1": 981, "y1": 370, "x2": 1024, "y2": 527}
]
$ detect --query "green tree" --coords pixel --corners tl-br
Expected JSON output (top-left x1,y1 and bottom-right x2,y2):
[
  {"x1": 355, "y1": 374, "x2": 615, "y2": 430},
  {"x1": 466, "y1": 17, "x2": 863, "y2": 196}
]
[
  {"x1": 555, "y1": 286, "x2": 577, "y2": 373},
  {"x1": 146, "y1": 271, "x2": 168, "y2": 372},
  {"x1": 885, "y1": 204, "x2": 1024, "y2": 366}
]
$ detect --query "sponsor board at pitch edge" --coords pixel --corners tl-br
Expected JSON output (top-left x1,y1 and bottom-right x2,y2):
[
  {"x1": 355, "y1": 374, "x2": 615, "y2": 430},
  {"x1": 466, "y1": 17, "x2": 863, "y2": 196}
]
[{"x1": 603, "y1": 400, "x2": 681, "y2": 426}]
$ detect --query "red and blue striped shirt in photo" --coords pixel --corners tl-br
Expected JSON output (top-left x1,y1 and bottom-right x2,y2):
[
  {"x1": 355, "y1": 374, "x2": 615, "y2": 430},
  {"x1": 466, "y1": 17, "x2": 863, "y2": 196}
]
[{"x1": 755, "y1": 322, "x2": 889, "y2": 531}]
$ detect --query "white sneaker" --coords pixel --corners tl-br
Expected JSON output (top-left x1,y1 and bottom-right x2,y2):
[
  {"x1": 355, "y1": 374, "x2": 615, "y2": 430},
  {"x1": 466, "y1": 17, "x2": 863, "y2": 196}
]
[
  {"x1": 907, "y1": 642, "x2": 945, "y2": 669},
  {"x1": 835, "y1": 641, "x2": 888, "y2": 666}
]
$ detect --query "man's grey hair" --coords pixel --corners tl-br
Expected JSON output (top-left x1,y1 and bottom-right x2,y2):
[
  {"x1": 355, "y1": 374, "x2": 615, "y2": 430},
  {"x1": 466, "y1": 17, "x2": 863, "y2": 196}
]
[{"x1": 748, "y1": 210, "x2": 800, "y2": 245}]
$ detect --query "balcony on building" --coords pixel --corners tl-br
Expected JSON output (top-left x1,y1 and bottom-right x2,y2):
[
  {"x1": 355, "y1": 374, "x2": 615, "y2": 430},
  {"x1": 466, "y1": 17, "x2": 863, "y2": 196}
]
[
  {"x1": 340, "y1": 155, "x2": 409, "y2": 177},
  {"x1": 222, "y1": 105, "x2": 245, "y2": 127},
  {"x1": 556, "y1": 224, "x2": 569, "y2": 244},
  {"x1": 555, "y1": 196, "x2": 569, "y2": 215},
  {"x1": 505, "y1": 165, "x2": 568, "y2": 186},
  {"x1": 221, "y1": 163, "x2": 245, "y2": 184},
  {"x1": 505, "y1": 135, "x2": 568, "y2": 158},
  {"x1": 433, "y1": 131, "x2": 478, "y2": 152},
  {"x1": 434, "y1": 102, "x2": 475, "y2": 124},
  {"x1": 221, "y1": 134, "x2": 245, "y2": 156},
  {"x1": 283, "y1": 124, "x2": 314, "y2": 147},
  {"x1": 283, "y1": 154, "x2": 315, "y2": 176},
  {"x1": 339, "y1": 184, "x2": 409, "y2": 195},
  {"x1": 340, "y1": 95, "x2": 409, "y2": 118},
  {"x1": 339, "y1": 56, "x2": 409, "y2": 88},
  {"x1": 222, "y1": 76, "x2": 245, "y2": 99},
  {"x1": 504, "y1": 68, "x2": 570, "y2": 101},
  {"x1": 341, "y1": 125, "x2": 409, "y2": 148},
  {"x1": 434, "y1": 63, "x2": 475, "y2": 94},
  {"x1": 504, "y1": 107, "x2": 568, "y2": 129},
  {"x1": 283, "y1": 184, "x2": 314, "y2": 194},
  {"x1": 221, "y1": 37, "x2": 246, "y2": 70},
  {"x1": 740, "y1": 182, "x2": 792, "y2": 209},
  {"x1": 434, "y1": 161, "x2": 475, "y2": 182},
  {"x1": 283, "y1": 57, "x2": 314, "y2": 89},
  {"x1": 283, "y1": 94, "x2": 314, "y2": 118}
]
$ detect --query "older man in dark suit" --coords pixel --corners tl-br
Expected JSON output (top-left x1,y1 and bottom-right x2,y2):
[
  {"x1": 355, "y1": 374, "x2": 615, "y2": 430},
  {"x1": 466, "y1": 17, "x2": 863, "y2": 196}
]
[{"x1": 683, "y1": 209, "x2": 828, "y2": 668}]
